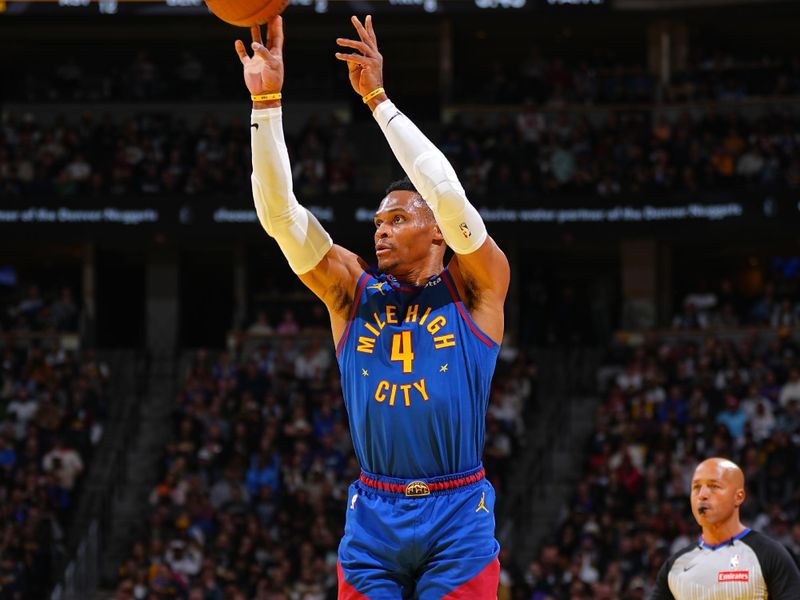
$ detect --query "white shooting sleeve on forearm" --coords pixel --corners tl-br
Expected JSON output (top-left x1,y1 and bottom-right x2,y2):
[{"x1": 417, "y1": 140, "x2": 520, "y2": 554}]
[
  {"x1": 373, "y1": 100, "x2": 487, "y2": 255},
  {"x1": 250, "y1": 108, "x2": 332, "y2": 274}
]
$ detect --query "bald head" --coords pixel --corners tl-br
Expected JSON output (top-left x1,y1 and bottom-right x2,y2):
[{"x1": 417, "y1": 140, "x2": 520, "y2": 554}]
[
  {"x1": 691, "y1": 457, "x2": 746, "y2": 529},
  {"x1": 695, "y1": 457, "x2": 745, "y2": 488}
]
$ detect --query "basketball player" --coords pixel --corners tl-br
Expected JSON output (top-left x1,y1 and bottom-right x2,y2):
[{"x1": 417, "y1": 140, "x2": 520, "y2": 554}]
[
  {"x1": 236, "y1": 15, "x2": 509, "y2": 598},
  {"x1": 650, "y1": 457, "x2": 800, "y2": 599}
]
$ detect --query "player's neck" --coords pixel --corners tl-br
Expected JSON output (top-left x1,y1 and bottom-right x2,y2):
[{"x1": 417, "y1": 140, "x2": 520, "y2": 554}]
[
  {"x1": 701, "y1": 518, "x2": 747, "y2": 547},
  {"x1": 388, "y1": 260, "x2": 444, "y2": 287}
]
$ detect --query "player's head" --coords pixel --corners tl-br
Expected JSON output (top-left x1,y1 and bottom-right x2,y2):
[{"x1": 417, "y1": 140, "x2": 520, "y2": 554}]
[
  {"x1": 690, "y1": 457, "x2": 745, "y2": 527},
  {"x1": 373, "y1": 177, "x2": 444, "y2": 274}
]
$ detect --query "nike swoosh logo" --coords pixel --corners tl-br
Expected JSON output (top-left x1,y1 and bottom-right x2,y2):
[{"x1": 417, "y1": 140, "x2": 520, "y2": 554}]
[
  {"x1": 250, "y1": 123, "x2": 259, "y2": 130},
  {"x1": 387, "y1": 112, "x2": 402, "y2": 127},
  {"x1": 683, "y1": 565, "x2": 696, "y2": 572}
]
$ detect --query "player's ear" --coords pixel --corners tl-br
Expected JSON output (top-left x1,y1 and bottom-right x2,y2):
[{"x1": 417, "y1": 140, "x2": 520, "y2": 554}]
[
  {"x1": 433, "y1": 224, "x2": 443, "y2": 242},
  {"x1": 735, "y1": 488, "x2": 745, "y2": 507}
]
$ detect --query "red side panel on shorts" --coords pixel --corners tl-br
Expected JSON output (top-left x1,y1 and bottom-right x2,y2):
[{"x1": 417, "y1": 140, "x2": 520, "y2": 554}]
[
  {"x1": 442, "y1": 558, "x2": 500, "y2": 600},
  {"x1": 337, "y1": 561, "x2": 368, "y2": 600}
]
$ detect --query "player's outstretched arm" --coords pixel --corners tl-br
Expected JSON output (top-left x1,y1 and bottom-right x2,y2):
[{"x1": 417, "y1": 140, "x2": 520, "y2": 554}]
[
  {"x1": 237, "y1": 18, "x2": 364, "y2": 337},
  {"x1": 335, "y1": 16, "x2": 509, "y2": 341}
]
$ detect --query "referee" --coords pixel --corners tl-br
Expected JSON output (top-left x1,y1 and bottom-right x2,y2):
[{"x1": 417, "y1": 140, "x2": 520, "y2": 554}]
[{"x1": 650, "y1": 457, "x2": 800, "y2": 599}]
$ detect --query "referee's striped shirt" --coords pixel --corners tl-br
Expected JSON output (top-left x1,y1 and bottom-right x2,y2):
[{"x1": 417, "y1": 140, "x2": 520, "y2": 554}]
[{"x1": 649, "y1": 528, "x2": 800, "y2": 600}]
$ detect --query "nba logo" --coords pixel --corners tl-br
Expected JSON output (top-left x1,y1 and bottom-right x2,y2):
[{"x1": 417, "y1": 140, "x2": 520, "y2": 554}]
[{"x1": 730, "y1": 554, "x2": 740, "y2": 569}]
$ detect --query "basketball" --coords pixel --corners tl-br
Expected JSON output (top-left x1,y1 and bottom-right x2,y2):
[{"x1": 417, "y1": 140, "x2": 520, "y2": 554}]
[{"x1": 205, "y1": 0, "x2": 288, "y2": 27}]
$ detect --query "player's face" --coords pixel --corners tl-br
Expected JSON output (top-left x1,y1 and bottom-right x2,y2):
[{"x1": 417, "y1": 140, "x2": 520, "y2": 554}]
[
  {"x1": 690, "y1": 461, "x2": 744, "y2": 526},
  {"x1": 373, "y1": 191, "x2": 441, "y2": 273}
]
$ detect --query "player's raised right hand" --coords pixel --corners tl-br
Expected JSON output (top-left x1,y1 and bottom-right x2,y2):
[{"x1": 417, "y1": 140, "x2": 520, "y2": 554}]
[
  {"x1": 335, "y1": 15, "x2": 384, "y2": 99},
  {"x1": 235, "y1": 16, "x2": 284, "y2": 98}
]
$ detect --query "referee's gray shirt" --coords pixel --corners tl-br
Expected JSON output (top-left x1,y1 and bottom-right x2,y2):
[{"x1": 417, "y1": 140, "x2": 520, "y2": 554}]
[{"x1": 649, "y1": 529, "x2": 800, "y2": 600}]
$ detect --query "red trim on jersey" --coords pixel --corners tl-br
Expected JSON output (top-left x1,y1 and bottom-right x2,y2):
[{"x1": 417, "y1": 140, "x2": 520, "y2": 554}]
[
  {"x1": 442, "y1": 558, "x2": 500, "y2": 599},
  {"x1": 441, "y1": 270, "x2": 495, "y2": 348},
  {"x1": 359, "y1": 468, "x2": 485, "y2": 494},
  {"x1": 336, "y1": 273, "x2": 370, "y2": 358},
  {"x1": 337, "y1": 561, "x2": 368, "y2": 599}
]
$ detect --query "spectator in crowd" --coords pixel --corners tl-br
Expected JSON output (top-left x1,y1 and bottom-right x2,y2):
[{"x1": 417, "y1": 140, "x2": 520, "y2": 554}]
[
  {"x1": 275, "y1": 310, "x2": 299, "y2": 336},
  {"x1": 247, "y1": 311, "x2": 274, "y2": 336},
  {"x1": 42, "y1": 436, "x2": 84, "y2": 491},
  {"x1": 779, "y1": 368, "x2": 800, "y2": 407}
]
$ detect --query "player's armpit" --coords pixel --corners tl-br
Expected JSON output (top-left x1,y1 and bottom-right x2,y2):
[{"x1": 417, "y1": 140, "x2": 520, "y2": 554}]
[
  {"x1": 447, "y1": 235, "x2": 509, "y2": 345},
  {"x1": 449, "y1": 235, "x2": 510, "y2": 303},
  {"x1": 299, "y1": 244, "x2": 366, "y2": 319}
]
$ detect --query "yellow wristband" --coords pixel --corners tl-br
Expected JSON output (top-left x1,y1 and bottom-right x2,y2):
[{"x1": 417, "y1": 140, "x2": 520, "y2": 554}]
[
  {"x1": 362, "y1": 87, "x2": 385, "y2": 104},
  {"x1": 251, "y1": 92, "x2": 282, "y2": 102}
]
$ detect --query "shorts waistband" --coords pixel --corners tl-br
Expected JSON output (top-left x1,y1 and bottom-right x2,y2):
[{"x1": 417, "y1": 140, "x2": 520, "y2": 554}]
[{"x1": 359, "y1": 465, "x2": 485, "y2": 497}]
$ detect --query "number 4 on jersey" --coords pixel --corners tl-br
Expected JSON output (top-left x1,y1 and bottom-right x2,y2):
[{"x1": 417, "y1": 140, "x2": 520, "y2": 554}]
[{"x1": 390, "y1": 330, "x2": 415, "y2": 373}]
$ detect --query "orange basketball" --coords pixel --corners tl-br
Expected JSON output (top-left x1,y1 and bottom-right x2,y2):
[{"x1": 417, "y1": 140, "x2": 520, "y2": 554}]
[{"x1": 205, "y1": 0, "x2": 288, "y2": 27}]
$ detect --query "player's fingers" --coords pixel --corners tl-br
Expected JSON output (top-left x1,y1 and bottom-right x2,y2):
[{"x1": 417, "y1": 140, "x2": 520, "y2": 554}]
[
  {"x1": 251, "y1": 24, "x2": 263, "y2": 46},
  {"x1": 267, "y1": 15, "x2": 284, "y2": 57},
  {"x1": 234, "y1": 40, "x2": 250, "y2": 64},
  {"x1": 252, "y1": 42, "x2": 278, "y2": 65},
  {"x1": 350, "y1": 15, "x2": 371, "y2": 47},
  {"x1": 336, "y1": 38, "x2": 372, "y2": 55},
  {"x1": 365, "y1": 14, "x2": 377, "y2": 45},
  {"x1": 334, "y1": 52, "x2": 371, "y2": 66}
]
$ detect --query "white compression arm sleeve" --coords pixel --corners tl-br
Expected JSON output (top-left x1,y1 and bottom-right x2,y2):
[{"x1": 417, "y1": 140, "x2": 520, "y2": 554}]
[
  {"x1": 373, "y1": 100, "x2": 487, "y2": 255},
  {"x1": 250, "y1": 107, "x2": 333, "y2": 274}
]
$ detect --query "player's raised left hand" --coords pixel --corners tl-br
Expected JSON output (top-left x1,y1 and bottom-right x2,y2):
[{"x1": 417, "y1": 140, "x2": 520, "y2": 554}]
[{"x1": 335, "y1": 15, "x2": 384, "y2": 98}]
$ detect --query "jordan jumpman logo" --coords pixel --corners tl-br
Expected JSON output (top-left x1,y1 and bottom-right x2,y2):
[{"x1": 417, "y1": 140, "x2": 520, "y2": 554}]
[{"x1": 476, "y1": 492, "x2": 489, "y2": 513}]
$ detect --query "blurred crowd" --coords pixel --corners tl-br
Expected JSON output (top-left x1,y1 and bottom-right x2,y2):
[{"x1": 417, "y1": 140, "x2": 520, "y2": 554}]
[
  {"x1": 442, "y1": 106, "x2": 800, "y2": 201},
  {"x1": 0, "y1": 280, "x2": 99, "y2": 598},
  {"x1": 7, "y1": 48, "x2": 799, "y2": 106},
  {"x1": 1, "y1": 284, "x2": 80, "y2": 335},
  {"x1": 516, "y1": 332, "x2": 800, "y2": 599},
  {"x1": 0, "y1": 111, "x2": 355, "y2": 199},
  {"x1": 6, "y1": 50, "x2": 343, "y2": 105},
  {"x1": 111, "y1": 332, "x2": 536, "y2": 600},
  {"x1": 473, "y1": 51, "x2": 800, "y2": 105},
  {"x1": 0, "y1": 338, "x2": 110, "y2": 599},
  {"x1": 4, "y1": 101, "x2": 800, "y2": 200},
  {"x1": 673, "y1": 279, "x2": 800, "y2": 331}
]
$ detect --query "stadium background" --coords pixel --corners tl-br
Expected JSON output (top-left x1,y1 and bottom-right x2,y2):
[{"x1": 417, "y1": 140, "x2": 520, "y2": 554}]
[{"x1": 1, "y1": 0, "x2": 800, "y2": 598}]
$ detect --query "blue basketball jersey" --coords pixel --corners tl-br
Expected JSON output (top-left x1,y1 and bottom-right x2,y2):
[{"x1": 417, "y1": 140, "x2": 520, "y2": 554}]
[{"x1": 336, "y1": 268, "x2": 500, "y2": 478}]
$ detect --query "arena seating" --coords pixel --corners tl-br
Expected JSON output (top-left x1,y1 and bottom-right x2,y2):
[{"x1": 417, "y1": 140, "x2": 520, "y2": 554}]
[
  {"x1": 0, "y1": 284, "x2": 110, "y2": 598},
  {"x1": 3, "y1": 102, "x2": 800, "y2": 200}
]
